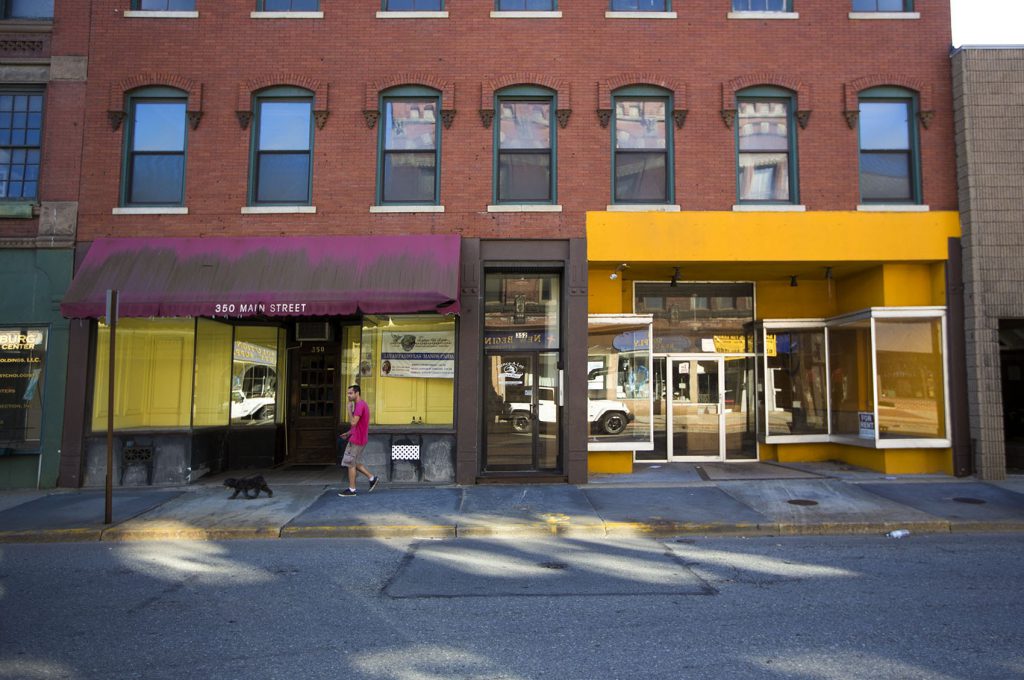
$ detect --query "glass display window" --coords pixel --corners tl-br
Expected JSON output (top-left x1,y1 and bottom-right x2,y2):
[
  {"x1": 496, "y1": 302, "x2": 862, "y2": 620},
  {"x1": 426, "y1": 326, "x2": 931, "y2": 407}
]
[{"x1": 587, "y1": 315, "x2": 654, "y2": 451}]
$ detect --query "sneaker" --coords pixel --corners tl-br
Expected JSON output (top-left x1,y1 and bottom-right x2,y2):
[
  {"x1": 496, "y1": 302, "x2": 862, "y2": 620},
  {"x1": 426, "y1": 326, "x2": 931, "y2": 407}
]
[
  {"x1": 338, "y1": 488, "x2": 357, "y2": 497},
  {"x1": 368, "y1": 476, "x2": 380, "y2": 493}
]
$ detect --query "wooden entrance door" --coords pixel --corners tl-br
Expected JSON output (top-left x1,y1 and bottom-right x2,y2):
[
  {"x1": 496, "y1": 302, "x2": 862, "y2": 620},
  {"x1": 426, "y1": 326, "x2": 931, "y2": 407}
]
[{"x1": 288, "y1": 341, "x2": 340, "y2": 465}]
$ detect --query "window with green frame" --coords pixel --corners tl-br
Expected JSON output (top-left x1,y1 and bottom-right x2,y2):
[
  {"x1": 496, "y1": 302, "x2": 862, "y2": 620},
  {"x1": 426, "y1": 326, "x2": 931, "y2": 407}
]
[
  {"x1": 1, "y1": 1, "x2": 53, "y2": 18},
  {"x1": 0, "y1": 89, "x2": 43, "y2": 201},
  {"x1": 733, "y1": 0, "x2": 790, "y2": 10},
  {"x1": 249, "y1": 87, "x2": 314, "y2": 206},
  {"x1": 736, "y1": 86, "x2": 798, "y2": 204},
  {"x1": 610, "y1": 0, "x2": 668, "y2": 10},
  {"x1": 384, "y1": 1, "x2": 443, "y2": 10},
  {"x1": 858, "y1": 87, "x2": 920, "y2": 203},
  {"x1": 259, "y1": 0, "x2": 319, "y2": 10},
  {"x1": 378, "y1": 86, "x2": 441, "y2": 204},
  {"x1": 132, "y1": 1, "x2": 196, "y2": 9},
  {"x1": 612, "y1": 86, "x2": 672, "y2": 204},
  {"x1": 851, "y1": 0, "x2": 911, "y2": 11},
  {"x1": 122, "y1": 87, "x2": 188, "y2": 206},
  {"x1": 495, "y1": 86, "x2": 555, "y2": 204}
]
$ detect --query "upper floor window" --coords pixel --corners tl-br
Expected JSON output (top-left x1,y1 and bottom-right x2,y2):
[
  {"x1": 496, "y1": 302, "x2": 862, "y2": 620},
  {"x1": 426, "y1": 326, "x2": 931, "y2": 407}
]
[
  {"x1": 612, "y1": 87, "x2": 671, "y2": 204},
  {"x1": 497, "y1": 0, "x2": 556, "y2": 9},
  {"x1": 733, "y1": 0, "x2": 789, "y2": 10},
  {"x1": 858, "y1": 88, "x2": 919, "y2": 204},
  {"x1": 123, "y1": 88, "x2": 187, "y2": 206},
  {"x1": 852, "y1": 0, "x2": 911, "y2": 11},
  {"x1": 378, "y1": 87, "x2": 440, "y2": 205},
  {"x1": 133, "y1": 1, "x2": 196, "y2": 9},
  {"x1": 610, "y1": 0, "x2": 668, "y2": 10},
  {"x1": 384, "y1": 1, "x2": 443, "y2": 9},
  {"x1": 736, "y1": 87, "x2": 797, "y2": 204},
  {"x1": 250, "y1": 88, "x2": 314, "y2": 206},
  {"x1": 495, "y1": 87, "x2": 555, "y2": 204},
  {"x1": 1, "y1": 0, "x2": 53, "y2": 19},
  {"x1": 0, "y1": 90, "x2": 42, "y2": 201},
  {"x1": 259, "y1": 0, "x2": 319, "y2": 10}
]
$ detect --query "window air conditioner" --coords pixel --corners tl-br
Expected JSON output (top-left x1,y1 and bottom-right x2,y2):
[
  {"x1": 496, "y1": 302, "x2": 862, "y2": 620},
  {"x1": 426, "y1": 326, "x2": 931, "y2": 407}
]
[{"x1": 295, "y1": 322, "x2": 332, "y2": 342}]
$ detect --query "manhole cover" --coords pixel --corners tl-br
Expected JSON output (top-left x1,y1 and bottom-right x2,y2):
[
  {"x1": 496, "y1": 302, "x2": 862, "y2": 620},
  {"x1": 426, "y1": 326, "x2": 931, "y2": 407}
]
[
  {"x1": 952, "y1": 497, "x2": 987, "y2": 505},
  {"x1": 539, "y1": 562, "x2": 568, "y2": 570},
  {"x1": 787, "y1": 499, "x2": 819, "y2": 506}
]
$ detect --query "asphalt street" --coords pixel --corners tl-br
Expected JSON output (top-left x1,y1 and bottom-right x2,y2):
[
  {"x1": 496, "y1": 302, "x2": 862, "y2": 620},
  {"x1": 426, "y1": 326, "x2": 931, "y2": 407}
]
[{"x1": 1, "y1": 533, "x2": 1022, "y2": 679}]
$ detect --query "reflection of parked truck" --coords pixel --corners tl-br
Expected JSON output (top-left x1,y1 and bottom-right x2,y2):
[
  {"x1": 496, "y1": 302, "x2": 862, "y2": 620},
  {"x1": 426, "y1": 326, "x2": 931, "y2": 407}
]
[{"x1": 504, "y1": 387, "x2": 634, "y2": 435}]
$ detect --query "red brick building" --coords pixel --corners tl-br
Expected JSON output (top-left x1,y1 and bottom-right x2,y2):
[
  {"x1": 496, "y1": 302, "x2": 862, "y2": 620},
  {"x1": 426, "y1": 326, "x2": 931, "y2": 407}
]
[{"x1": 38, "y1": 1, "x2": 965, "y2": 489}]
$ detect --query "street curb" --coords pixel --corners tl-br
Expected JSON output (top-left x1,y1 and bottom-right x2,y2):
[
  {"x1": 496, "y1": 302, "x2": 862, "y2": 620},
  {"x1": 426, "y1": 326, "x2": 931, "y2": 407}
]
[
  {"x1": 603, "y1": 521, "x2": 770, "y2": 537},
  {"x1": 456, "y1": 522, "x2": 607, "y2": 538},
  {"x1": 281, "y1": 524, "x2": 457, "y2": 539},
  {"x1": 0, "y1": 528, "x2": 102, "y2": 543},
  {"x1": 776, "y1": 520, "x2": 952, "y2": 536},
  {"x1": 100, "y1": 526, "x2": 282, "y2": 541},
  {"x1": 948, "y1": 521, "x2": 1024, "y2": 533}
]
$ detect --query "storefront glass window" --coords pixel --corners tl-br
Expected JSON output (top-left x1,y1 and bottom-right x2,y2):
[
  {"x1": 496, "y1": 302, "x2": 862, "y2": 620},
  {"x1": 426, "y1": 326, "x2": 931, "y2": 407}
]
[
  {"x1": 828, "y1": 319, "x2": 874, "y2": 438},
  {"x1": 231, "y1": 327, "x2": 282, "y2": 426},
  {"x1": 587, "y1": 316, "x2": 653, "y2": 448},
  {"x1": 876, "y1": 317, "x2": 945, "y2": 440},
  {"x1": 634, "y1": 283, "x2": 754, "y2": 354},
  {"x1": 0, "y1": 326, "x2": 46, "y2": 451},
  {"x1": 484, "y1": 272, "x2": 560, "y2": 350},
  {"x1": 92, "y1": 318, "x2": 195, "y2": 431},
  {"x1": 764, "y1": 328, "x2": 828, "y2": 437},
  {"x1": 357, "y1": 314, "x2": 455, "y2": 426},
  {"x1": 193, "y1": 319, "x2": 232, "y2": 427}
]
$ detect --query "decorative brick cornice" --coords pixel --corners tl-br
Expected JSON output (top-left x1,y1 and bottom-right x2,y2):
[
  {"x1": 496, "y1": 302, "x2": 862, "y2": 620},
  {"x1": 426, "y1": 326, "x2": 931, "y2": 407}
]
[
  {"x1": 843, "y1": 75, "x2": 934, "y2": 130},
  {"x1": 108, "y1": 73, "x2": 203, "y2": 131},
  {"x1": 236, "y1": 74, "x2": 329, "y2": 129},
  {"x1": 363, "y1": 75, "x2": 455, "y2": 130},
  {"x1": 597, "y1": 74, "x2": 687, "y2": 130},
  {"x1": 480, "y1": 74, "x2": 572, "y2": 129},
  {"x1": 722, "y1": 74, "x2": 812, "y2": 129}
]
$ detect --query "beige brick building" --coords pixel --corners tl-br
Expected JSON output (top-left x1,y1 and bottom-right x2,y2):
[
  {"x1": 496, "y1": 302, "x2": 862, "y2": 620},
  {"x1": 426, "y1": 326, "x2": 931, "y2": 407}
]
[{"x1": 952, "y1": 47, "x2": 1024, "y2": 480}]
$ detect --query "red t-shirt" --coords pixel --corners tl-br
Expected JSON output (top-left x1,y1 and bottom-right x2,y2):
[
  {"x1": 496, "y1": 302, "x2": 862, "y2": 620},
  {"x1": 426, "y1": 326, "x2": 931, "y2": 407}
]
[{"x1": 349, "y1": 399, "x2": 370, "y2": 446}]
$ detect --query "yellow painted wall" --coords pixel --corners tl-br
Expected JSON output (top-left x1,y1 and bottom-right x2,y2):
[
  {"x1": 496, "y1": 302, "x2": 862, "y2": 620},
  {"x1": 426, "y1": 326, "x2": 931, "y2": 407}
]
[
  {"x1": 588, "y1": 451, "x2": 633, "y2": 474},
  {"x1": 588, "y1": 268, "x2": 625, "y2": 314},
  {"x1": 770, "y1": 442, "x2": 953, "y2": 475},
  {"x1": 756, "y1": 280, "x2": 837, "y2": 319}
]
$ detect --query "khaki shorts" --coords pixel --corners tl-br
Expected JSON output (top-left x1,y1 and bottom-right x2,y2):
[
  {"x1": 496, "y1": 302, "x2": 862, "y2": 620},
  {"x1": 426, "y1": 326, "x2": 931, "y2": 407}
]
[{"x1": 341, "y1": 442, "x2": 366, "y2": 467}]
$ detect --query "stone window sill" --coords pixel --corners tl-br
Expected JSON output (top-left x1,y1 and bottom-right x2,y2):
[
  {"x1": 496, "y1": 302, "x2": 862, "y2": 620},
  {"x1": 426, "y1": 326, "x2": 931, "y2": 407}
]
[
  {"x1": 124, "y1": 11, "x2": 199, "y2": 19},
  {"x1": 370, "y1": 205, "x2": 445, "y2": 213},
  {"x1": 606, "y1": 204, "x2": 680, "y2": 212},
  {"x1": 241, "y1": 206, "x2": 316, "y2": 214},
  {"x1": 605, "y1": 11, "x2": 677, "y2": 19},
  {"x1": 250, "y1": 11, "x2": 324, "y2": 19},
  {"x1": 376, "y1": 11, "x2": 449, "y2": 19},
  {"x1": 848, "y1": 12, "x2": 920, "y2": 20},
  {"x1": 727, "y1": 11, "x2": 798, "y2": 20},
  {"x1": 732, "y1": 204, "x2": 806, "y2": 212},
  {"x1": 113, "y1": 207, "x2": 188, "y2": 215},
  {"x1": 857, "y1": 204, "x2": 929, "y2": 212},
  {"x1": 490, "y1": 11, "x2": 562, "y2": 19},
  {"x1": 487, "y1": 204, "x2": 563, "y2": 213}
]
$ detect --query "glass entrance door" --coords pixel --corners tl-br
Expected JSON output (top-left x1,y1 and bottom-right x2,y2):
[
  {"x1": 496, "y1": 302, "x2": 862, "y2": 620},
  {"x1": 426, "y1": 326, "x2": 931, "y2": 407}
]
[
  {"x1": 667, "y1": 356, "x2": 724, "y2": 460},
  {"x1": 483, "y1": 352, "x2": 560, "y2": 471}
]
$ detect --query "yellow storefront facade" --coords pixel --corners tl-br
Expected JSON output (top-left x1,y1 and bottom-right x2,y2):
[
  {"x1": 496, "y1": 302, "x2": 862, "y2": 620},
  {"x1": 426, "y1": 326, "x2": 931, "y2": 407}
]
[{"x1": 586, "y1": 210, "x2": 962, "y2": 476}]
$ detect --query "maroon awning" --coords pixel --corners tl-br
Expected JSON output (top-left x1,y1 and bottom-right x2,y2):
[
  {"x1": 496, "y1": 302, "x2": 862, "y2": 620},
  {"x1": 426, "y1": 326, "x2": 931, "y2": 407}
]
[{"x1": 60, "y1": 235, "x2": 460, "y2": 318}]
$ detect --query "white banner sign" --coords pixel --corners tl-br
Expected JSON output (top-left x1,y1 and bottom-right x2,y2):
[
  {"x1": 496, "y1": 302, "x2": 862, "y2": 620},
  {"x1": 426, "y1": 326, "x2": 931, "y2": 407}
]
[{"x1": 380, "y1": 331, "x2": 455, "y2": 378}]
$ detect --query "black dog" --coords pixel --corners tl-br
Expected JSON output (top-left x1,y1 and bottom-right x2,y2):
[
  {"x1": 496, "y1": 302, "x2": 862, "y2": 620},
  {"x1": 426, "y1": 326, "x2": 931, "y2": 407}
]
[{"x1": 223, "y1": 475, "x2": 273, "y2": 499}]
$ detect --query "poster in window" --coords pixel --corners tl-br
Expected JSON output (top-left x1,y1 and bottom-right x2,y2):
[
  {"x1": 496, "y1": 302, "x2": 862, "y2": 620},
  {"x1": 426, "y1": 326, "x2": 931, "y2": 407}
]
[
  {"x1": 0, "y1": 327, "x2": 47, "y2": 453},
  {"x1": 380, "y1": 330, "x2": 455, "y2": 379}
]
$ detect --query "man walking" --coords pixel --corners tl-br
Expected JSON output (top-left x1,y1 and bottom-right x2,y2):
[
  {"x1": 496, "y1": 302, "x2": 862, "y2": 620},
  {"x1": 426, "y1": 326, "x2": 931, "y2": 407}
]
[{"x1": 339, "y1": 384, "x2": 379, "y2": 497}]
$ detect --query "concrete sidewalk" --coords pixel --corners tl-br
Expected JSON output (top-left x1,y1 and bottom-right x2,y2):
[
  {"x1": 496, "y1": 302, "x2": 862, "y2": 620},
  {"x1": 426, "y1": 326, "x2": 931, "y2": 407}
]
[{"x1": 2, "y1": 463, "x2": 1024, "y2": 542}]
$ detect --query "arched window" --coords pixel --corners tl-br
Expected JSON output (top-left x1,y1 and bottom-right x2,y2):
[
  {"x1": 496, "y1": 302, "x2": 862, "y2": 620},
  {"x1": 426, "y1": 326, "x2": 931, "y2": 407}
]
[
  {"x1": 123, "y1": 86, "x2": 188, "y2": 206},
  {"x1": 249, "y1": 86, "x2": 314, "y2": 206},
  {"x1": 494, "y1": 85, "x2": 556, "y2": 204},
  {"x1": 735, "y1": 85, "x2": 798, "y2": 204},
  {"x1": 612, "y1": 85, "x2": 672, "y2": 204},
  {"x1": 377, "y1": 85, "x2": 441, "y2": 205},
  {"x1": 858, "y1": 86, "x2": 920, "y2": 204}
]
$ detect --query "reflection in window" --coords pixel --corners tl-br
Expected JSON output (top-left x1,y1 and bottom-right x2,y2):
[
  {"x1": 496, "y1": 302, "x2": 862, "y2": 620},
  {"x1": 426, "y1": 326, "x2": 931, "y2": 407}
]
[
  {"x1": 498, "y1": 0, "x2": 555, "y2": 9},
  {"x1": 0, "y1": 326, "x2": 46, "y2": 450},
  {"x1": 587, "y1": 320, "x2": 652, "y2": 445},
  {"x1": 852, "y1": 0, "x2": 910, "y2": 11},
  {"x1": 610, "y1": 0, "x2": 667, "y2": 10},
  {"x1": 385, "y1": 0, "x2": 443, "y2": 9},
  {"x1": 381, "y1": 97, "x2": 439, "y2": 203},
  {"x1": 252, "y1": 95, "x2": 313, "y2": 205},
  {"x1": 737, "y1": 98, "x2": 794, "y2": 203},
  {"x1": 614, "y1": 97, "x2": 669, "y2": 203},
  {"x1": 232, "y1": 327, "x2": 283, "y2": 426},
  {"x1": 859, "y1": 98, "x2": 915, "y2": 202},
  {"x1": 484, "y1": 272, "x2": 560, "y2": 350},
  {"x1": 126, "y1": 96, "x2": 187, "y2": 205},
  {"x1": 497, "y1": 98, "x2": 553, "y2": 203},
  {"x1": 828, "y1": 320, "x2": 874, "y2": 437},
  {"x1": 634, "y1": 282, "x2": 754, "y2": 355},
  {"x1": 876, "y1": 318, "x2": 945, "y2": 439},
  {"x1": 260, "y1": 0, "x2": 319, "y2": 9},
  {"x1": 733, "y1": 0, "x2": 787, "y2": 10},
  {"x1": 0, "y1": 92, "x2": 43, "y2": 200},
  {"x1": 352, "y1": 315, "x2": 455, "y2": 426},
  {"x1": 765, "y1": 329, "x2": 828, "y2": 436},
  {"x1": 135, "y1": 1, "x2": 196, "y2": 9},
  {"x1": 3, "y1": 1, "x2": 54, "y2": 18}
]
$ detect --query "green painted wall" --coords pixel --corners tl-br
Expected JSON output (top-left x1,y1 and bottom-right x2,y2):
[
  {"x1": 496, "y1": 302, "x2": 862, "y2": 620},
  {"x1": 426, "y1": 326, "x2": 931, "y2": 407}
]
[{"x1": 0, "y1": 248, "x2": 73, "y2": 489}]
